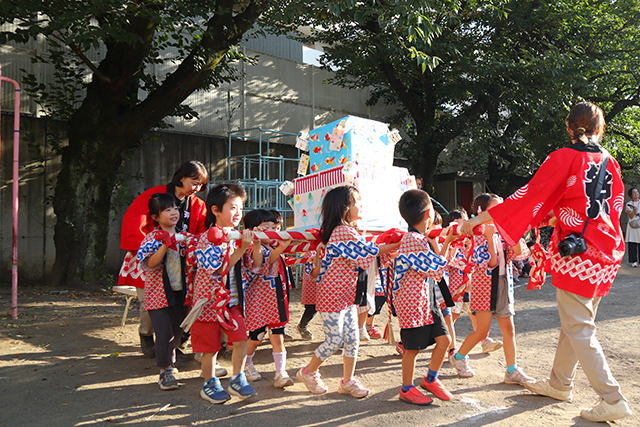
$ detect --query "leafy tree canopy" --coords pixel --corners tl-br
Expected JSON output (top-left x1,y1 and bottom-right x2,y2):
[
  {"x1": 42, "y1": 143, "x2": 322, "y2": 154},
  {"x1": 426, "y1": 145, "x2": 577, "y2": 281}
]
[{"x1": 267, "y1": 0, "x2": 640, "y2": 194}]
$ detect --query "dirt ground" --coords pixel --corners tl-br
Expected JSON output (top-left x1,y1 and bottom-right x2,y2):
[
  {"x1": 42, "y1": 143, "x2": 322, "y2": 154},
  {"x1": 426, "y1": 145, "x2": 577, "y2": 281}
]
[{"x1": 1, "y1": 266, "x2": 638, "y2": 427}]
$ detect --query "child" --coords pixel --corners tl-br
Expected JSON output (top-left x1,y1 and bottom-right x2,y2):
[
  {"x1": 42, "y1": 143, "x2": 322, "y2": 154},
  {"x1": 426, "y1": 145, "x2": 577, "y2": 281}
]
[
  {"x1": 364, "y1": 254, "x2": 394, "y2": 339},
  {"x1": 137, "y1": 193, "x2": 191, "y2": 390},
  {"x1": 269, "y1": 209, "x2": 295, "y2": 342},
  {"x1": 242, "y1": 209, "x2": 294, "y2": 388},
  {"x1": 296, "y1": 185, "x2": 399, "y2": 398},
  {"x1": 445, "y1": 208, "x2": 495, "y2": 358},
  {"x1": 297, "y1": 248, "x2": 323, "y2": 340},
  {"x1": 451, "y1": 193, "x2": 533, "y2": 385},
  {"x1": 395, "y1": 189, "x2": 456, "y2": 405},
  {"x1": 190, "y1": 183, "x2": 256, "y2": 403}
]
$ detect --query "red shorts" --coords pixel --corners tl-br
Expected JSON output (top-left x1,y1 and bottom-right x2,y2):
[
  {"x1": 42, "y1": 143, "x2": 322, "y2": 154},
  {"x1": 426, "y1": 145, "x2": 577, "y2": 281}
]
[{"x1": 191, "y1": 305, "x2": 247, "y2": 354}]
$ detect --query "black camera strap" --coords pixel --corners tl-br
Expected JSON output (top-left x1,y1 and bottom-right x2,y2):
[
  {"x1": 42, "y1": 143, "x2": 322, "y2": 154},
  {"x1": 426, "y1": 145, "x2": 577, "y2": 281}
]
[{"x1": 579, "y1": 149, "x2": 610, "y2": 239}]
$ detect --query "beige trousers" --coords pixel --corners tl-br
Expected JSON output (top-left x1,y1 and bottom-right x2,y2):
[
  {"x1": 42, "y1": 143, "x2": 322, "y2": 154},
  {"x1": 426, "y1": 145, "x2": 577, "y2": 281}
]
[
  {"x1": 550, "y1": 288, "x2": 626, "y2": 404},
  {"x1": 136, "y1": 287, "x2": 155, "y2": 336}
]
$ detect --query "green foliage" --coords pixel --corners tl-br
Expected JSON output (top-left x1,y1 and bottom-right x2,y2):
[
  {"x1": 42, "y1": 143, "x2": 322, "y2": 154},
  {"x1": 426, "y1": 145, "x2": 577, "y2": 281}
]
[{"x1": 268, "y1": 0, "x2": 640, "y2": 193}]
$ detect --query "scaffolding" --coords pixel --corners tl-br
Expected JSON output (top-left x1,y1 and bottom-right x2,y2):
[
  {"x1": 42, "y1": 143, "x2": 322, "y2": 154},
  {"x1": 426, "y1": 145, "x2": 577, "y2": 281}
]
[{"x1": 219, "y1": 127, "x2": 301, "y2": 228}]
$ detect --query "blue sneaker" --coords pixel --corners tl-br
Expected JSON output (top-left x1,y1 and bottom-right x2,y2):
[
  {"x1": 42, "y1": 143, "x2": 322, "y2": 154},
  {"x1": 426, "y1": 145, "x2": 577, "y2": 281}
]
[
  {"x1": 200, "y1": 377, "x2": 231, "y2": 404},
  {"x1": 228, "y1": 372, "x2": 257, "y2": 399}
]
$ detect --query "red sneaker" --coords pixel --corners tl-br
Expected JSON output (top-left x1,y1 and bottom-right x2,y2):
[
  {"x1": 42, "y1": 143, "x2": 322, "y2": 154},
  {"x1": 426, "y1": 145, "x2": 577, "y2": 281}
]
[
  {"x1": 395, "y1": 341, "x2": 405, "y2": 356},
  {"x1": 366, "y1": 325, "x2": 382, "y2": 339},
  {"x1": 400, "y1": 386, "x2": 433, "y2": 406},
  {"x1": 420, "y1": 377, "x2": 453, "y2": 401}
]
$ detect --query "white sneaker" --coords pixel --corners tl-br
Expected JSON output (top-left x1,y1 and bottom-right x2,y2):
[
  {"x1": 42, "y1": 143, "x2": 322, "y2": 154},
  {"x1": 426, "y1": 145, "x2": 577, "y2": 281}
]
[
  {"x1": 273, "y1": 370, "x2": 294, "y2": 388},
  {"x1": 481, "y1": 337, "x2": 503, "y2": 353},
  {"x1": 245, "y1": 363, "x2": 261, "y2": 382},
  {"x1": 632, "y1": 262, "x2": 638, "y2": 268},
  {"x1": 580, "y1": 398, "x2": 632, "y2": 422},
  {"x1": 504, "y1": 367, "x2": 535, "y2": 386},
  {"x1": 523, "y1": 378, "x2": 572, "y2": 401},
  {"x1": 359, "y1": 326, "x2": 370, "y2": 341},
  {"x1": 215, "y1": 362, "x2": 228, "y2": 378}
]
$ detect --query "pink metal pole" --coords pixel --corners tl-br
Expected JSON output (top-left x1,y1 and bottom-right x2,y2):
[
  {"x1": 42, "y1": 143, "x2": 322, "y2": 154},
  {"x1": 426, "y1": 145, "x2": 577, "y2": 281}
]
[{"x1": 0, "y1": 63, "x2": 22, "y2": 319}]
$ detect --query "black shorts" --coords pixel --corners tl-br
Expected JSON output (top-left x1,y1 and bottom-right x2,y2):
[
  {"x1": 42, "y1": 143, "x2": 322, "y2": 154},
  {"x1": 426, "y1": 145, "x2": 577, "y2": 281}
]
[
  {"x1": 400, "y1": 304, "x2": 449, "y2": 351},
  {"x1": 248, "y1": 326, "x2": 284, "y2": 341},
  {"x1": 369, "y1": 295, "x2": 387, "y2": 317}
]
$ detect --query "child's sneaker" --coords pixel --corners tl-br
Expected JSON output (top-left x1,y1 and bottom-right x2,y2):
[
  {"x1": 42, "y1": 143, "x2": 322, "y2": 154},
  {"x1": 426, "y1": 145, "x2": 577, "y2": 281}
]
[
  {"x1": 227, "y1": 372, "x2": 257, "y2": 399},
  {"x1": 337, "y1": 378, "x2": 370, "y2": 398},
  {"x1": 400, "y1": 386, "x2": 433, "y2": 406},
  {"x1": 296, "y1": 324, "x2": 314, "y2": 341},
  {"x1": 283, "y1": 331, "x2": 294, "y2": 342},
  {"x1": 158, "y1": 368, "x2": 179, "y2": 390},
  {"x1": 200, "y1": 377, "x2": 231, "y2": 404},
  {"x1": 296, "y1": 366, "x2": 328, "y2": 394},
  {"x1": 215, "y1": 362, "x2": 228, "y2": 378},
  {"x1": 366, "y1": 325, "x2": 382, "y2": 339},
  {"x1": 504, "y1": 367, "x2": 535, "y2": 386},
  {"x1": 451, "y1": 355, "x2": 475, "y2": 378},
  {"x1": 395, "y1": 341, "x2": 405, "y2": 356},
  {"x1": 420, "y1": 377, "x2": 453, "y2": 401},
  {"x1": 244, "y1": 363, "x2": 261, "y2": 382},
  {"x1": 359, "y1": 326, "x2": 370, "y2": 341},
  {"x1": 481, "y1": 337, "x2": 503, "y2": 353},
  {"x1": 447, "y1": 348, "x2": 458, "y2": 365},
  {"x1": 273, "y1": 370, "x2": 294, "y2": 388}
]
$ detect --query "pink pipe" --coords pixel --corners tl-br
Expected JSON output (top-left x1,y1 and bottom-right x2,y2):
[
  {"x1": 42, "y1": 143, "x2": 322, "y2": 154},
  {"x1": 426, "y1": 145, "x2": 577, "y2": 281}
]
[{"x1": 0, "y1": 63, "x2": 22, "y2": 319}]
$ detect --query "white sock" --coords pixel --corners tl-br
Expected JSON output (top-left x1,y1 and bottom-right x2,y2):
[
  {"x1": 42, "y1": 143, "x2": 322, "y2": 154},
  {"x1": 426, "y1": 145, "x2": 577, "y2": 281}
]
[{"x1": 273, "y1": 351, "x2": 287, "y2": 373}]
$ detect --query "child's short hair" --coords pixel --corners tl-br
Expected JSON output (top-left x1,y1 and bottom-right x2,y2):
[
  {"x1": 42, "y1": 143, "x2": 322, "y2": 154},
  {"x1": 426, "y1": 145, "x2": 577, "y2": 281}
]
[
  {"x1": 243, "y1": 209, "x2": 277, "y2": 230},
  {"x1": 399, "y1": 189, "x2": 433, "y2": 227},
  {"x1": 171, "y1": 160, "x2": 208, "y2": 187},
  {"x1": 149, "y1": 193, "x2": 177, "y2": 218},
  {"x1": 449, "y1": 208, "x2": 468, "y2": 222},
  {"x1": 472, "y1": 193, "x2": 501, "y2": 215},
  {"x1": 205, "y1": 183, "x2": 247, "y2": 228},
  {"x1": 320, "y1": 185, "x2": 360, "y2": 244},
  {"x1": 269, "y1": 209, "x2": 283, "y2": 226}
]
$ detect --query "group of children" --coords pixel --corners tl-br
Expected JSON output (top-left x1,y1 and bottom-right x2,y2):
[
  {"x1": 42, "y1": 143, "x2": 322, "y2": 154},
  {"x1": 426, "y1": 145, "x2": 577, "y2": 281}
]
[{"x1": 135, "y1": 181, "x2": 534, "y2": 406}]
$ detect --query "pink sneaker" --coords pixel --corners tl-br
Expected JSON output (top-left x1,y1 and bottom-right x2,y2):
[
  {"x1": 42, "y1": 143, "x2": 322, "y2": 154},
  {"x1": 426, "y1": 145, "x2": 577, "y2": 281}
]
[
  {"x1": 338, "y1": 378, "x2": 370, "y2": 398},
  {"x1": 296, "y1": 366, "x2": 328, "y2": 394},
  {"x1": 395, "y1": 341, "x2": 406, "y2": 356},
  {"x1": 451, "y1": 355, "x2": 475, "y2": 378}
]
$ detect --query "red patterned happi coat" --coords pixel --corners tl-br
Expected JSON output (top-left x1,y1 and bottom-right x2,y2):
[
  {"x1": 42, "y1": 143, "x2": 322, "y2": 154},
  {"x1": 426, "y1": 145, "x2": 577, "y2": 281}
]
[
  {"x1": 315, "y1": 226, "x2": 379, "y2": 313},
  {"x1": 393, "y1": 231, "x2": 448, "y2": 329},
  {"x1": 490, "y1": 142, "x2": 625, "y2": 298}
]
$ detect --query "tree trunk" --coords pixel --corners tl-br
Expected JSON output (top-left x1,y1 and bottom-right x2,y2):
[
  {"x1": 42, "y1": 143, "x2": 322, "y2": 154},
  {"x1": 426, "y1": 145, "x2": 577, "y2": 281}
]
[{"x1": 50, "y1": 116, "x2": 130, "y2": 287}]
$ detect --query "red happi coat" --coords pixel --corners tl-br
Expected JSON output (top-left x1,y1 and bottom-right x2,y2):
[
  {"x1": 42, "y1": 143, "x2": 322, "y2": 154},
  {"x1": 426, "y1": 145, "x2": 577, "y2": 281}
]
[
  {"x1": 468, "y1": 234, "x2": 529, "y2": 312},
  {"x1": 490, "y1": 143, "x2": 625, "y2": 298},
  {"x1": 393, "y1": 231, "x2": 448, "y2": 329},
  {"x1": 189, "y1": 232, "x2": 248, "y2": 322},
  {"x1": 301, "y1": 251, "x2": 318, "y2": 306},
  {"x1": 243, "y1": 245, "x2": 290, "y2": 332},
  {"x1": 445, "y1": 241, "x2": 468, "y2": 303},
  {"x1": 118, "y1": 184, "x2": 207, "y2": 288},
  {"x1": 137, "y1": 229, "x2": 192, "y2": 311},
  {"x1": 316, "y1": 225, "x2": 379, "y2": 313}
]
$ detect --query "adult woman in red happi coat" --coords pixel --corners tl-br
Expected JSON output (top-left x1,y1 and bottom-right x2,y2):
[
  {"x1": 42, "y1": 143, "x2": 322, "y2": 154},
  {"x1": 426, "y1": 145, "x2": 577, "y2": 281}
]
[
  {"x1": 462, "y1": 102, "x2": 631, "y2": 423},
  {"x1": 118, "y1": 160, "x2": 208, "y2": 357}
]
